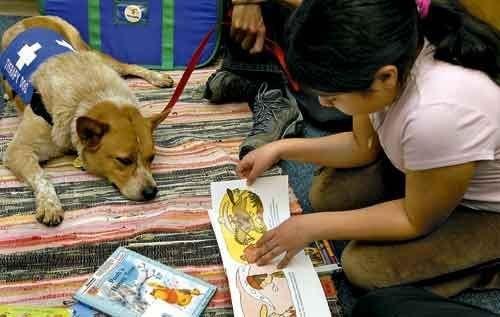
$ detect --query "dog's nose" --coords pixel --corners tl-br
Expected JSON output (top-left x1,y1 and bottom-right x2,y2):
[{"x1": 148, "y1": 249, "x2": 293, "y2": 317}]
[{"x1": 142, "y1": 186, "x2": 158, "y2": 200}]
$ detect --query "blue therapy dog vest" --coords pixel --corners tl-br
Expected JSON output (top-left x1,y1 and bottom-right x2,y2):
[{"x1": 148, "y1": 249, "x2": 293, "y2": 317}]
[{"x1": 0, "y1": 28, "x2": 75, "y2": 105}]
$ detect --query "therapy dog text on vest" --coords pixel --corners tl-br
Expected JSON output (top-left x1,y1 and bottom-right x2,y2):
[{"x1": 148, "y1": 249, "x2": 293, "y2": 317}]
[{"x1": 0, "y1": 28, "x2": 75, "y2": 104}]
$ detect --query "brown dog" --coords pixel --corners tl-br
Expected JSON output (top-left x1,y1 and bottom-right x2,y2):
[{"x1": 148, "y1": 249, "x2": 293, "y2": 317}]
[{"x1": 1, "y1": 16, "x2": 173, "y2": 226}]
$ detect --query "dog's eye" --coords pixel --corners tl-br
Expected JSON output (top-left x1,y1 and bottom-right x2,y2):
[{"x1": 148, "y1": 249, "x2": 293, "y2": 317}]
[{"x1": 116, "y1": 157, "x2": 134, "y2": 166}]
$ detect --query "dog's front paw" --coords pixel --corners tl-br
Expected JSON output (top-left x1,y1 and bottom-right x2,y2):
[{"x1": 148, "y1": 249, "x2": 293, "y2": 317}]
[
  {"x1": 150, "y1": 72, "x2": 174, "y2": 88},
  {"x1": 36, "y1": 199, "x2": 64, "y2": 226}
]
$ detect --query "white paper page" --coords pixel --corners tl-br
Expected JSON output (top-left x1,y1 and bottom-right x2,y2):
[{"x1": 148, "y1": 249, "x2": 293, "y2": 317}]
[{"x1": 209, "y1": 175, "x2": 331, "y2": 317}]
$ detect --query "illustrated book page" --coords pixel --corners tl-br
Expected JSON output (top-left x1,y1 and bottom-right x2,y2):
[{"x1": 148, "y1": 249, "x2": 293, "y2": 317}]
[{"x1": 209, "y1": 175, "x2": 331, "y2": 317}]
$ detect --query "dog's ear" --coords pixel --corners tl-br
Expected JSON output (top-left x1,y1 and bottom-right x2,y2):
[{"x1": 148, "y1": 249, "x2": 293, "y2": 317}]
[{"x1": 76, "y1": 116, "x2": 110, "y2": 151}]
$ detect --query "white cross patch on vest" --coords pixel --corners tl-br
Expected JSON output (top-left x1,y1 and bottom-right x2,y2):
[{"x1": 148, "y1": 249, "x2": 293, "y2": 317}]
[{"x1": 16, "y1": 42, "x2": 42, "y2": 71}]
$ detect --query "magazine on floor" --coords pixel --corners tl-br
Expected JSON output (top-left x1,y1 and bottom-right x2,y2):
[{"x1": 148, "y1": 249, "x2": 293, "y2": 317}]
[
  {"x1": 74, "y1": 247, "x2": 216, "y2": 317},
  {"x1": 209, "y1": 175, "x2": 331, "y2": 317}
]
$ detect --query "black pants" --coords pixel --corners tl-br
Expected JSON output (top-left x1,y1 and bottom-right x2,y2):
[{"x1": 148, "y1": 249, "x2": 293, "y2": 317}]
[
  {"x1": 221, "y1": 0, "x2": 350, "y2": 130},
  {"x1": 353, "y1": 287, "x2": 498, "y2": 317}
]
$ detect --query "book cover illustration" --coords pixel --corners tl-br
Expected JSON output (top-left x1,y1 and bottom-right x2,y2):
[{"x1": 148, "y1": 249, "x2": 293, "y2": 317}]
[
  {"x1": 0, "y1": 306, "x2": 70, "y2": 317},
  {"x1": 72, "y1": 302, "x2": 108, "y2": 317},
  {"x1": 210, "y1": 176, "x2": 331, "y2": 317},
  {"x1": 74, "y1": 247, "x2": 216, "y2": 317}
]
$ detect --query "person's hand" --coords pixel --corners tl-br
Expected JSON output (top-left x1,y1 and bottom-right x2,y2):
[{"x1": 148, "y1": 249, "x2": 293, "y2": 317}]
[
  {"x1": 247, "y1": 216, "x2": 312, "y2": 269},
  {"x1": 230, "y1": 4, "x2": 266, "y2": 54},
  {"x1": 236, "y1": 142, "x2": 282, "y2": 185}
]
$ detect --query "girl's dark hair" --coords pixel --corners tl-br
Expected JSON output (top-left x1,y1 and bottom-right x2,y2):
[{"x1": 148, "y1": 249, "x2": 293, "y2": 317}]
[{"x1": 286, "y1": 0, "x2": 500, "y2": 94}]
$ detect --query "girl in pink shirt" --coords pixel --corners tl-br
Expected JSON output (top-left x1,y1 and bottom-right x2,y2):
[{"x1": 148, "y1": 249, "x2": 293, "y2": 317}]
[{"x1": 237, "y1": 0, "x2": 500, "y2": 296}]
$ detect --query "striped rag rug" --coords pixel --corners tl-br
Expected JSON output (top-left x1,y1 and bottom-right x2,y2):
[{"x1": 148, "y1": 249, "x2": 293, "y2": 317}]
[{"x1": 0, "y1": 68, "x2": 342, "y2": 316}]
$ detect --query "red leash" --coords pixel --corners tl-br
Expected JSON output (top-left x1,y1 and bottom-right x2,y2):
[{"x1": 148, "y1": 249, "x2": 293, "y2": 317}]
[
  {"x1": 264, "y1": 38, "x2": 300, "y2": 92},
  {"x1": 153, "y1": 28, "x2": 215, "y2": 124},
  {"x1": 156, "y1": 18, "x2": 299, "y2": 124}
]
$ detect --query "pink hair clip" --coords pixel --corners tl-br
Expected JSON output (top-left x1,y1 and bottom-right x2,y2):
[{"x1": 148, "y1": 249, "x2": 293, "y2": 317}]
[{"x1": 415, "y1": 0, "x2": 431, "y2": 19}]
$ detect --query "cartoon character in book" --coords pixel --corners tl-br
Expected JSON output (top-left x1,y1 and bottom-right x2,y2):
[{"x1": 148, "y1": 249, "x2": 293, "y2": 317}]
[
  {"x1": 236, "y1": 265, "x2": 296, "y2": 317},
  {"x1": 148, "y1": 281, "x2": 201, "y2": 307},
  {"x1": 246, "y1": 271, "x2": 286, "y2": 290},
  {"x1": 218, "y1": 188, "x2": 267, "y2": 263},
  {"x1": 103, "y1": 282, "x2": 148, "y2": 314},
  {"x1": 261, "y1": 305, "x2": 297, "y2": 317}
]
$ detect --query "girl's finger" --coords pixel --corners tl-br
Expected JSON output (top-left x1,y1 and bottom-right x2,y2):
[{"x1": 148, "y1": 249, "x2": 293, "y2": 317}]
[
  {"x1": 246, "y1": 163, "x2": 262, "y2": 185},
  {"x1": 277, "y1": 249, "x2": 299, "y2": 269},
  {"x1": 256, "y1": 230, "x2": 275, "y2": 248},
  {"x1": 250, "y1": 232, "x2": 278, "y2": 262},
  {"x1": 236, "y1": 160, "x2": 252, "y2": 177},
  {"x1": 257, "y1": 245, "x2": 285, "y2": 266}
]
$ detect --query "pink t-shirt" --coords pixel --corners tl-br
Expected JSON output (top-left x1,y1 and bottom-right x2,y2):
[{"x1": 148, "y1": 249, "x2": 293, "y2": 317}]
[{"x1": 370, "y1": 42, "x2": 500, "y2": 212}]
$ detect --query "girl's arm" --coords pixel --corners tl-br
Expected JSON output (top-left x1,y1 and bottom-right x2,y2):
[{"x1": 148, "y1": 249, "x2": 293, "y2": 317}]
[
  {"x1": 237, "y1": 115, "x2": 381, "y2": 184},
  {"x1": 250, "y1": 161, "x2": 476, "y2": 267},
  {"x1": 306, "y1": 162, "x2": 476, "y2": 241},
  {"x1": 277, "y1": 114, "x2": 380, "y2": 168}
]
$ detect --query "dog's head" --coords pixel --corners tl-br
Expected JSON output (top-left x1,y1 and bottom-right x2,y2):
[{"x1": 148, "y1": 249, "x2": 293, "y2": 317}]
[{"x1": 76, "y1": 101, "x2": 164, "y2": 201}]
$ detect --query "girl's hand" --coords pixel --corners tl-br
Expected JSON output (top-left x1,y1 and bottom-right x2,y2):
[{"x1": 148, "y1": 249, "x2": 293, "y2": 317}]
[
  {"x1": 247, "y1": 216, "x2": 312, "y2": 269},
  {"x1": 230, "y1": 4, "x2": 266, "y2": 54},
  {"x1": 236, "y1": 143, "x2": 282, "y2": 185}
]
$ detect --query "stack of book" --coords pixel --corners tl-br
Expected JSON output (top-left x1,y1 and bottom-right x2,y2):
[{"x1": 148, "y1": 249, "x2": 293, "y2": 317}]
[{"x1": 306, "y1": 240, "x2": 342, "y2": 274}]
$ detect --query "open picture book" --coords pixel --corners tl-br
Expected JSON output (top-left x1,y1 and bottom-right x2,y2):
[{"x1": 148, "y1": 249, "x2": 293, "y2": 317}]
[{"x1": 209, "y1": 175, "x2": 331, "y2": 317}]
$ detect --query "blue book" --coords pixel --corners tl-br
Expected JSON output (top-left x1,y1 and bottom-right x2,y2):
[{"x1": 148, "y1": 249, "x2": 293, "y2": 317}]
[
  {"x1": 72, "y1": 302, "x2": 107, "y2": 317},
  {"x1": 74, "y1": 247, "x2": 216, "y2": 317}
]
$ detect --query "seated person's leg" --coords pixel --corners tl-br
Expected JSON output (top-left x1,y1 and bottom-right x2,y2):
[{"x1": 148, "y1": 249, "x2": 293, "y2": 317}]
[
  {"x1": 204, "y1": 1, "x2": 291, "y2": 104},
  {"x1": 309, "y1": 154, "x2": 404, "y2": 212},
  {"x1": 205, "y1": 1, "x2": 350, "y2": 159},
  {"x1": 353, "y1": 286, "x2": 498, "y2": 317},
  {"x1": 206, "y1": 1, "x2": 304, "y2": 160},
  {"x1": 341, "y1": 206, "x2": 500, "y2": 296},
  {"x1": 309, "y1": 155, "x2": 500, "y2": 296}
]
